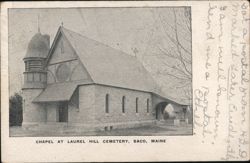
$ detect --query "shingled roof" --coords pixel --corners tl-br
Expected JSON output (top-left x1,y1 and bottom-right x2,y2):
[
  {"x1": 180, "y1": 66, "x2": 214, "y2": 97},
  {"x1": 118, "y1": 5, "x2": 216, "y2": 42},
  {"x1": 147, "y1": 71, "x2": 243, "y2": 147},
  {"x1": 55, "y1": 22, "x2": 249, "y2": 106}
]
[
  {"x1": 43, "y1": 26, "x2": 188, "y2": 106},
  {"x1": 24, "y1": 32, "x2": 50, "y2": 59}
]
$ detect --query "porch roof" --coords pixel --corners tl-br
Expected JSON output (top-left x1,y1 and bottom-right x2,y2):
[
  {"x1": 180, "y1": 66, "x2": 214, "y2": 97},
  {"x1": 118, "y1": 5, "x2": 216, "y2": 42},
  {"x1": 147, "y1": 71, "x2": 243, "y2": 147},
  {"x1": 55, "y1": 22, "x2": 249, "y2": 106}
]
[{"x1": 33, "y1": 81, "x2": 82, "y2": 102}]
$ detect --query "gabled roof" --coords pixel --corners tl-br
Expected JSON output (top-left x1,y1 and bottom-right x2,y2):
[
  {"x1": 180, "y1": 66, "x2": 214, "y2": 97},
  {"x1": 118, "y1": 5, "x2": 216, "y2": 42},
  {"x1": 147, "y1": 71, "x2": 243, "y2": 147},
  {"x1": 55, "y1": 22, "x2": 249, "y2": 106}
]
[{"x1": 45, "y1": 26, "x2": 188, "y2": 106}]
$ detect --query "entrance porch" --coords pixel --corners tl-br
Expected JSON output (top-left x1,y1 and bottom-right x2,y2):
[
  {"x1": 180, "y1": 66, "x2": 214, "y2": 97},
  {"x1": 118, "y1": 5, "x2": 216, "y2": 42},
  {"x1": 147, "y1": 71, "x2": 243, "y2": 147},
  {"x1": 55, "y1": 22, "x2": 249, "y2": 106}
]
[
  {"x1": 155, "y1": 102, "x2": 190, "y2": 125},
  {"x1": 45, "y1": 101, "x2": 69, "y2": 123}
]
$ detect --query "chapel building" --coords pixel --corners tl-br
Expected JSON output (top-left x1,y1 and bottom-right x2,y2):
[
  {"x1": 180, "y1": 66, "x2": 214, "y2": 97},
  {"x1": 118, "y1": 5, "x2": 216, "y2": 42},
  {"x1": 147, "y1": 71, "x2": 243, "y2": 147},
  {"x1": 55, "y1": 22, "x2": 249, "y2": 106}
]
[{"x1": 22, "y1": 26, "x2": 189, "y2": 131}]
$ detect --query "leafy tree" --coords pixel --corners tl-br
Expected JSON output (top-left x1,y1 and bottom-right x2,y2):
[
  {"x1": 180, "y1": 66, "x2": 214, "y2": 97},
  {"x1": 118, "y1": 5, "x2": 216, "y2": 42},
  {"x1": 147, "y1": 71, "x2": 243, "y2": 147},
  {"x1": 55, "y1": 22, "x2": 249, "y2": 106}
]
[{"x1": 9, "y1": 93, "x2": 23, "y2": 126}]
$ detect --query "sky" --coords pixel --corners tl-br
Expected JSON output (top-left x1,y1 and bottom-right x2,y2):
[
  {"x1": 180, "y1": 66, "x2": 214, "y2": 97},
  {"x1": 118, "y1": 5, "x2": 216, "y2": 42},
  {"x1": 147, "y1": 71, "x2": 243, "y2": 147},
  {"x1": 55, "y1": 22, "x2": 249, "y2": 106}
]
[{"x1": 8, "y1": 7, "x2": 191, "y2": 104}]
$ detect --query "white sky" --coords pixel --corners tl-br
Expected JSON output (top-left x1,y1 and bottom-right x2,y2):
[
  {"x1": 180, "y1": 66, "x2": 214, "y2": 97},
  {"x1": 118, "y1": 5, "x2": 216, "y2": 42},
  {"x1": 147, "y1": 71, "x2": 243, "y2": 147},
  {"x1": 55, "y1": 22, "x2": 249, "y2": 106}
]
[{"x1": 9, "y1": 8, "x2": 191, "y2": 103}]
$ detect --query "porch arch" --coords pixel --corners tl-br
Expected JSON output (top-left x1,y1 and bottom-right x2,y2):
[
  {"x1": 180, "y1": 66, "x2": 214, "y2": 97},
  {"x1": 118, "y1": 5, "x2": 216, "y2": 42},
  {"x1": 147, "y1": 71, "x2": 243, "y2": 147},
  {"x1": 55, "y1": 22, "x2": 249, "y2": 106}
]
[
  {"x1": 155, "y1": 102, "x2": 188, "y2": 121},
  {"x1": 155, "y1": 102, "x2": 168, "y2": 120}
]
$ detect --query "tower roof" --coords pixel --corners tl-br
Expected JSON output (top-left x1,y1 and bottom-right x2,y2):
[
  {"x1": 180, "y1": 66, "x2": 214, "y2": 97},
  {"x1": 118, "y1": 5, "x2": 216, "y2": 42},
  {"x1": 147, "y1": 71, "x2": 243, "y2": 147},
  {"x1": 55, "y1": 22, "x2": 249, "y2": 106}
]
[{"x1": 24, "y1": 32, "x2": 50, "y2": 59}]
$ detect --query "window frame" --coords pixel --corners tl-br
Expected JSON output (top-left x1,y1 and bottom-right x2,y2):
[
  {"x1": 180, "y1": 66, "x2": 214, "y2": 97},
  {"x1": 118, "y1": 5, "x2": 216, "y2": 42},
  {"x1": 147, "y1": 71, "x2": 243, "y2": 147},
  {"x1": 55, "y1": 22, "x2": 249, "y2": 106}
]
[
  {"x1": 147, "y1": 98, "x2": 150, "y2": 113},
  {"x1": 105, "y1": 94, "x2": 109, "y2": 113},
  {"x1": 61, "y1": 40, "x2": 64, "y2": 54},
  {"x1": 136, "y1": 97, "x2": 139, "y2": 113},
  {"x1": 122, "y1": 96, "x2": 126, "y2": 113}
]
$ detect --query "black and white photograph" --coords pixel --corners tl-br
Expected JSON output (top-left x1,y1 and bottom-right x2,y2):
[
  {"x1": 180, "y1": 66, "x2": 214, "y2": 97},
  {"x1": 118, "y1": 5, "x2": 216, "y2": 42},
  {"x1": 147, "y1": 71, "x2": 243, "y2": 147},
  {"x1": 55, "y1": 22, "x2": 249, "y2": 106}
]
[
  {"x1": 9, "y1": 7, "x2": 192, "y2": 137},
  {"x1": 2, "y1": 1, "x2": 249, "y2": 162}
]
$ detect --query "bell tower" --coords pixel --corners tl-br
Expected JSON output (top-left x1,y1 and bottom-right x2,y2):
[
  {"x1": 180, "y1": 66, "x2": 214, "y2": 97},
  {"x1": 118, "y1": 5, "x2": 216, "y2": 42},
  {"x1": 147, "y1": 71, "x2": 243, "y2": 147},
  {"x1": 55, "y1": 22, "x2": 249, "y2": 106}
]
[
  {"x1": 23, "y1": 34, "x2": 49, "y2": 89},
  {"x1": 22, "y1": 30, "x2": 50, "y2": 126}
]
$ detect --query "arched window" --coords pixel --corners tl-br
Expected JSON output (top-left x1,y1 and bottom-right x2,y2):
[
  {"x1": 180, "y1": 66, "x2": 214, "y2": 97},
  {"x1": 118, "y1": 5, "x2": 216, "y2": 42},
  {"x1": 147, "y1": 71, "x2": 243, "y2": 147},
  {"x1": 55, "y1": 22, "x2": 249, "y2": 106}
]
[
  {"x1": 122, "y1": 96, "x2": 126, "y2": 113},
  {"x1": 105, "y1": 94, "x2": 109, "y2": 113},
  {"x1": 61, "y1": 41, "x2": 64, "y2": 54},
  {"x1": 147, "y1": 99, "x2": 149, "y2": 113},
  {"x1": 136, "y1": 97, "x2": 139, "y2": 113}
]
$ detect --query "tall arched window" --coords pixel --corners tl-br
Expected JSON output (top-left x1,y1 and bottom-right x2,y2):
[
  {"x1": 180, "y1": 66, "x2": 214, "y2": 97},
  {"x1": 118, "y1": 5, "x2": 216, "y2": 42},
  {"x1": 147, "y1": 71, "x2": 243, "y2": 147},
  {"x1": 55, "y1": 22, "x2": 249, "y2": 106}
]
[
  {"x1": 136, "y1": 97, "x2": 139, "y2": 113},
  {"x1": 147, "y1": 99, "x2": 149, "y2": 113},
  {"x1": 105, "y1": 94, "x2": 109, "y2": 113},
  {"x1": 122, "y1": 96, "x2": 126, "y2": 113},
  {"x1": 61, "y1": 41, "x2": 64, "y2": 54}
]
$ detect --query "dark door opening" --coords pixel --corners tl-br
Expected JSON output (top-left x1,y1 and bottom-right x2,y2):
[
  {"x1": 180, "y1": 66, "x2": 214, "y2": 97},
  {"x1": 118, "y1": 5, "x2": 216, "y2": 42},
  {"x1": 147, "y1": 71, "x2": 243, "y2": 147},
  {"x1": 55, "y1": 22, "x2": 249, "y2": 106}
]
[
  {"x1": 155, "y1": 102, "x2": 168, "y2": 121},
  {"x1": 59, "y1": 102, "x2": 68, "y2": 122},
  {"x1": 156, "y1": 108, "x2": 159, "y2": 120},
  {"x1": 156, "y1": 108, "x2": 162, "y2": 120}
]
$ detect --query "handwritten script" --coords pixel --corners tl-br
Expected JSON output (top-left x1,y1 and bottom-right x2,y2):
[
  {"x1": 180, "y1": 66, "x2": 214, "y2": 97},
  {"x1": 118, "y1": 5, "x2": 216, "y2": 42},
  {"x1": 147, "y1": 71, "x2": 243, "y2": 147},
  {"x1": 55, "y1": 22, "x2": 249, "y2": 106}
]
[{"x1": 194, "y1": 1, "x2": 249, "y2": 161}]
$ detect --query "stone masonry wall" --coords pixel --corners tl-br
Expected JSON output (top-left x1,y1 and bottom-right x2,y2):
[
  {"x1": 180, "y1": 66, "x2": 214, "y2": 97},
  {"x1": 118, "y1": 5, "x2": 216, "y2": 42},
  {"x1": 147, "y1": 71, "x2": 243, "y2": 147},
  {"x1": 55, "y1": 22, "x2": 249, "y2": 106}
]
[
  {"x1": 46, "y1": 102, "x2": 59, "y2": 122},
  {"x1": 68, "y1": 85, "x2": 95, "y2": 124},
  {"x1": 94, "y1": 85, "x2": 155, "y2": 125},
  {"x1": 22, "y1": 89, "x2": 46, "y2": 124}
]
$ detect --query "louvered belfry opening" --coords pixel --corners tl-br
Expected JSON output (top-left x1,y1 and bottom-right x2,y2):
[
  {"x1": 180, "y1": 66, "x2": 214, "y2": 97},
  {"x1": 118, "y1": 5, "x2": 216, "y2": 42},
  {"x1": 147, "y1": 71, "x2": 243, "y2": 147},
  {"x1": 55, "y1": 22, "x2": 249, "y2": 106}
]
[{"x1": 25, "y1": 59, "x2": 44, "y2": 71}]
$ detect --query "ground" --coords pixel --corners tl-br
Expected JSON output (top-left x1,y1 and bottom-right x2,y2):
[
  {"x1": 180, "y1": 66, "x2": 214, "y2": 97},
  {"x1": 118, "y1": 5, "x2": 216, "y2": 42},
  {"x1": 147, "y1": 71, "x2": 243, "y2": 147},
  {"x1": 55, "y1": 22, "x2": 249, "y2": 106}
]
[{"x1": 10, "y1": 122, "x2": 193, "y2": 137}]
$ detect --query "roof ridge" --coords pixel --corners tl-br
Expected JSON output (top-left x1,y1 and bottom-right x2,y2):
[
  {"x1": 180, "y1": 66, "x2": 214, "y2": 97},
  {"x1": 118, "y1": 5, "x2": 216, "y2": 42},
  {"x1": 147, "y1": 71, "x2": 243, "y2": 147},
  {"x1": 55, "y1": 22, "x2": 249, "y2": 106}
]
[
  {"x1": 59, "y1": 27, "x2": 189, "y2": 106},
  {"x1": 61, "y1": 27, "x2": 138, "y2": 59},
  {"x1": 61, "y1": 27, "x2": 172, "y2": 102}
]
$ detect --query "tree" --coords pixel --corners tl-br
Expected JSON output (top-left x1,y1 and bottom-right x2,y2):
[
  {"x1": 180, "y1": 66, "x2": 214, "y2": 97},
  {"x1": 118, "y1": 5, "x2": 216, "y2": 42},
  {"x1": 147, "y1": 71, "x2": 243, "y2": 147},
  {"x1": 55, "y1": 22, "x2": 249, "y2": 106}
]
[
  {"x1": 9, "y1": 93, "x2": 23, "y2": 126},
  {"x1": 150, "y1": 8, "x2": 192, "y2": 104}
]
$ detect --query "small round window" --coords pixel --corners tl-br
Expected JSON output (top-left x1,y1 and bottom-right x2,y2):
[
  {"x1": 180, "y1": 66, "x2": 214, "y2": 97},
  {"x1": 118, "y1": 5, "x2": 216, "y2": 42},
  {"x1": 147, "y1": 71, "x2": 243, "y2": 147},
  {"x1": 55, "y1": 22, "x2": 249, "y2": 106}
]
[{"x1": 56, "y1": 63, "x2": 70, "y2": 82}]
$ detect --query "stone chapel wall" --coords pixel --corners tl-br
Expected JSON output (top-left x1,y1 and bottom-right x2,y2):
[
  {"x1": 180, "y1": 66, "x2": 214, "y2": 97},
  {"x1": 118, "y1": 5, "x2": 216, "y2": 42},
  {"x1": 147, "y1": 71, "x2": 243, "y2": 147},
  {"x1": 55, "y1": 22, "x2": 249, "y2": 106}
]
[
  {"x1": 94, "y1": 85, "x2": 155, "y2": 125},
  {"x1": 68, "y1": 85, "x2": 95, "y2": 124}
]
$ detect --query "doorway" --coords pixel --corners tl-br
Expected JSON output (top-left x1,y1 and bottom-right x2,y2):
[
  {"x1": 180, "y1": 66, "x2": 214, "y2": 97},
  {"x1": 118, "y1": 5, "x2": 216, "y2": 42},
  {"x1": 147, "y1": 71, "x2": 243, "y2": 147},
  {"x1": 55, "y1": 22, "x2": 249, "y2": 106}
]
[
  {"x1": 58, "y1": 102, "x2": 68, "y2": 122},
  {"x1": 155, "y1": 102, "x2": 168, "y2": 120}
]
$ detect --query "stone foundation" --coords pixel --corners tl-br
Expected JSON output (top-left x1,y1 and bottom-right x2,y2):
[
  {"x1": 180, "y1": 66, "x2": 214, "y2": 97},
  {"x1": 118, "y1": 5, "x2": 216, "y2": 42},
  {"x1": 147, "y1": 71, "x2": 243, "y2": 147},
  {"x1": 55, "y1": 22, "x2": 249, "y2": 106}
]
[
  {"x1": 22, "y1": 120, "x2": 157, "y2": 134},
  {"x1": 174, "y1": 119, "x2": 189, "y2": 126}
]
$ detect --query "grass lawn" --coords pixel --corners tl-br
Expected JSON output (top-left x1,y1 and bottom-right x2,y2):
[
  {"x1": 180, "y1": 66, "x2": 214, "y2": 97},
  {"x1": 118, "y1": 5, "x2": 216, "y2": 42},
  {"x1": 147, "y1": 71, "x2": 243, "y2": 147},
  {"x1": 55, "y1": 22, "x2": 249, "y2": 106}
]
[{"x1": 10, "y1": 123, "x2": 192, "y2": 137}]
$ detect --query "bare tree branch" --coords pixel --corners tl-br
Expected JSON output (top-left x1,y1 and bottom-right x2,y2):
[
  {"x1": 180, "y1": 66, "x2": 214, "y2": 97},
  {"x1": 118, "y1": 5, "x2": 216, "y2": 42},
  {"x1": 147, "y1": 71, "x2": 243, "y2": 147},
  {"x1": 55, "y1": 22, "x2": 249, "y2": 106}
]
[
  {"x1": 175, "y1": 82, "x2": 191, "y2": 89},
  {"x1": 157, "y1": 45, "x2": 192, "y2": 65},
  {"x1": 172, "y1": 9, "x2": 192, "y2": 76},
  {"x1": 161, "y1": 61, "x2": 191, "y2": 79},
  {"x1": 158, "y1": 13, "x2": 191, "y2": 56},
  {"x1": 149, "y1": 9, "x2": 192, "y2": 101},
  {"x1": 158, "y1": 70, "x2": 189, "y2": 81},
  {"x1": 157, "y1": 46, "x2": 177, "y2": 59}
]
